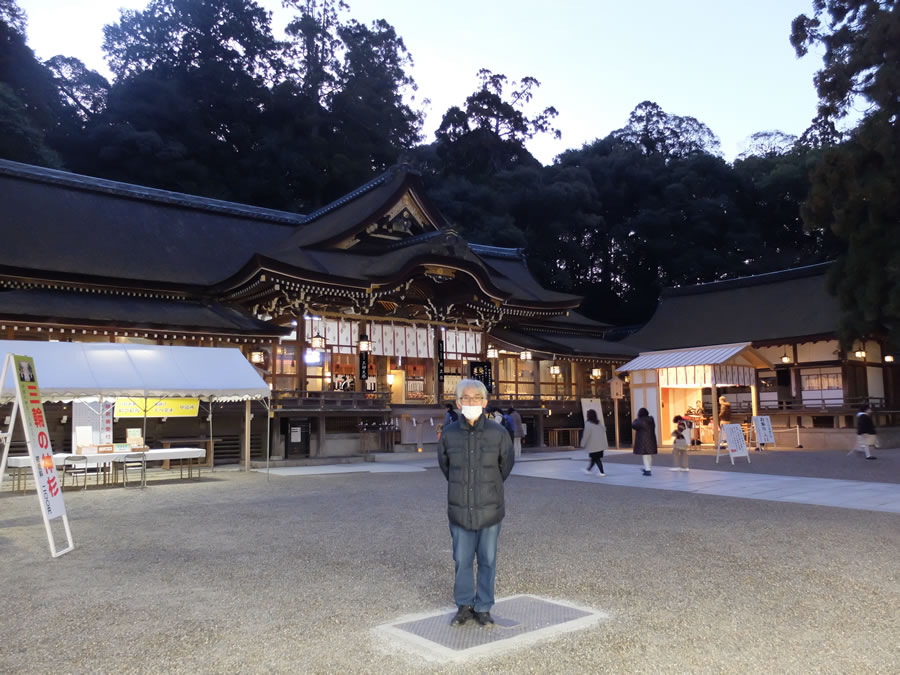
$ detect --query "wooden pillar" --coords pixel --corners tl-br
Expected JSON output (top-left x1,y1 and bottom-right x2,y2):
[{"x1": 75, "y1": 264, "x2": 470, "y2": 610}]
[
  {"x1": 533, "y1": 358, "x2": 541, "y2": 403},
  {"x1": 751, "y1": 383, "x2": 759, "y2": 417},
  {"x1": 316, "y1": 413, "x2": 326, "y2": 457},
  {"x1": 357, "y1": 320, "x2": 367, "y2": 393},
  {"x1": 242, "y1": 400, "x2": 251, "y2": 471},
  {"x1": 711, "y1": 383, "x2": 720, "y2": 448},
  {"x1": 295, "y1": 314, "x2": 306, "y2": 394},
  {"x1": 433, "y1": 326, "x2": 443, "y2": 404},
  {"x1": 534, "y1": 411, "x2": 545, "y2": 448}
]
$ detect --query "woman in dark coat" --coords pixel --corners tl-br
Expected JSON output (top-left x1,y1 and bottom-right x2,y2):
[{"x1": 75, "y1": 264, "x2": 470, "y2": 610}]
[{"x1": 632, "y1": 407, "x2": 658, "y2": 476}]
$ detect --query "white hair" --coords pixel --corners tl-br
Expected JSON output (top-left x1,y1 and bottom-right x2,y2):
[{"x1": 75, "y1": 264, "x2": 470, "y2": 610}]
[{"x1": 455, "y1": 378, "x2": 488, "y2": 400}]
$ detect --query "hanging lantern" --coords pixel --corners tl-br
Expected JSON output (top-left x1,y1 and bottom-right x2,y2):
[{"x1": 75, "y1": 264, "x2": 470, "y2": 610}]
[
  {"x1": 591, "y1": 367, "x2": 602, "y2": 378},
  {"x1": 549, "y1": 365, "x2": 561, "y2": 375},
  {"x1": 854, "y1": 349, "x2": 866, "y2": 359},
  {"x1": 885, "y1": 355, "x2": 895, "y2": 363},
  {"x1": 486, "y1": 346, "x2": 499, "y2": 359},
  {"x1": 520, "y1": 351, "x2": 532, "y2": 361},
  {"x1": 358, "y1": 333, "x2": 371, "y2": 352},
  {"x1": 310, "y1": 332, "x2": 325, "y2": 350}
]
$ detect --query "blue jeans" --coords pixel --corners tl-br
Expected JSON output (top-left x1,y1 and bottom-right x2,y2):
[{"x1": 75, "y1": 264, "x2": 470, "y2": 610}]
[{"x1": 449, "y1": 522, "x2": 501, "y2": 612}]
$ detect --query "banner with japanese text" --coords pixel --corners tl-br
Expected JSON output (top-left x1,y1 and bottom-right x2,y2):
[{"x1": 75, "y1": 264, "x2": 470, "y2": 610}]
[
  {"x1": 14, "y1": 355, "x2": 66, "y2": 520},
  {"x1": 114, "y1": 397, "x2": 200, "y2": 418}
]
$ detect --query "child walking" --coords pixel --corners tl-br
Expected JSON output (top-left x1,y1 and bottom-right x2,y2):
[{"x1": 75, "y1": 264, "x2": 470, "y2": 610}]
[{"x1": 670, "y1": 415, "x2": 690, "y2": 472}]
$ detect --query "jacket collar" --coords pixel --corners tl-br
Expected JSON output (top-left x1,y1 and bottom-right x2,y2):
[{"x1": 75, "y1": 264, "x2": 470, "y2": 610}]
[{"x1": 462, "y1": 414, "x2": 486, "y2": 431}]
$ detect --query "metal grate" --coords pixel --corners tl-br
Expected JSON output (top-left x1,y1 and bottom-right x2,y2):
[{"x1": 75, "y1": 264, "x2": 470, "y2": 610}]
[{"x1": 375, "y1": 594, "x2": 609, "y2": 664}]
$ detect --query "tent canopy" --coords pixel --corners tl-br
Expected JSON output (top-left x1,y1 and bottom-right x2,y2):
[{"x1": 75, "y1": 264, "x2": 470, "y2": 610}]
[{"x1": 0, "y1": 340, "x2": 269, "y2": 403}]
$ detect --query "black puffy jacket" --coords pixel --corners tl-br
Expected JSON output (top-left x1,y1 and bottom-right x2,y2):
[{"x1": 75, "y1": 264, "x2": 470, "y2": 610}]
[{"x1": 438, "y1": 414, "x2": 514, "y2": 531}]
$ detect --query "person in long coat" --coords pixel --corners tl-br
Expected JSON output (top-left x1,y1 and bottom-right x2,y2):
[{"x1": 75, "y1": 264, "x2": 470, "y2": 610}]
[
  {"x1": 581, "y1": 408, "x2": 607, "y2": 476},
  {"x1": 632, "y1": 407, "x2": 658, "y2": 476}
]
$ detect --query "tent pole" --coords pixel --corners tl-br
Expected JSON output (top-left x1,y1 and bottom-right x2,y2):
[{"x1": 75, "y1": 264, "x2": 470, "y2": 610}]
[
  {"x1": 208, "y1": 401, "x2": 214, "y2": 472},
  {"x1": 243, "y1": 400, "x2": 251, "y2": 471},
  {"x1": 265, "y1": 398, "x2": 271, "y2": 482}
]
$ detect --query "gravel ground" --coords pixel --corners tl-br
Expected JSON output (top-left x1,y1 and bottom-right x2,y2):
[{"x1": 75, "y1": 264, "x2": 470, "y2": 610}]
[{"x1": 1, "y1": 455, "x2": 898, "y2": 674}]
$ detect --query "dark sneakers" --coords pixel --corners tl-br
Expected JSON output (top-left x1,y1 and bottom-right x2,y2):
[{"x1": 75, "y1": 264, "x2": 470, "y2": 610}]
[
  {"x1": 866, "y1": 456, "x2": 878, "y2": 460},
  {"x1": 451, "y1": 605, "x2": 474, "y2": 626},
  {"x1": 474, "y1": 611, "x2": 494, "y2": 626},
  {"x1": 642, "y1": 469, "x2": 652, "y2": 476}
]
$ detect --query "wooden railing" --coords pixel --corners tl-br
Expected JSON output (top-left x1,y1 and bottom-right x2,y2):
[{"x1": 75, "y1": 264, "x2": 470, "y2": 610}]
[{"x1": 272, "y1": 390, "x2": 391, "y2": 410}]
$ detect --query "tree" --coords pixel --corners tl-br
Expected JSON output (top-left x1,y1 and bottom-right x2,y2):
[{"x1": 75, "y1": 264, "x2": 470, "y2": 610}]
[
  {"x1": 791, "y1": 0, "x2": 900, "y2": 346},
  {"x1": 737, "y1": 130, "x2": 798, "y2": 160},
  {"x1": 0, "y1": 0, "x2": 26, "y2": 36},
  {"x1": 433, "y1": 69, "x2": 557, "y2": 179},
  {"x1": 611, "y1": 100, "x2": 721, "y2": 160},
  {"x1": 102, "y1": 0, "x2": 279, "y2": 81},
  {"x1": 0, "y1": 83, "x2": 62, "y2": 166}
]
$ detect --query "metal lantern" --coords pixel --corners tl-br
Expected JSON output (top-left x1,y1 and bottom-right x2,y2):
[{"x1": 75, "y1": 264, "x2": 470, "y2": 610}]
[
  {"x1": 358, "y1": 334, "x2": 371, "y2": 352},
  {"x1": 520, "y1": 351, "x2": 532, "y2": 361},
  {"x1": 549, "y1": 365, "x2": 561, "y2": 375},
  {"x1": 310, "y1": 332, "x2": 325, "y2": 350},
  {"x1": 486, "y1": 346, "x2": 499, "y2": 359}
]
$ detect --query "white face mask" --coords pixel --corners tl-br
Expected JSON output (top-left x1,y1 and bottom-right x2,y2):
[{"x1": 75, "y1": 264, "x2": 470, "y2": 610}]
[{"x1": 460, "y1": 405, "x2": 483, "y2": 421}]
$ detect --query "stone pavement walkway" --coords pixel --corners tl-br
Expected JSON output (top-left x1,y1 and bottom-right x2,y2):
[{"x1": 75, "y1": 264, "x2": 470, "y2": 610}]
[{"x1": 258, "y1": 448, "x2": 900, "y2": 513}]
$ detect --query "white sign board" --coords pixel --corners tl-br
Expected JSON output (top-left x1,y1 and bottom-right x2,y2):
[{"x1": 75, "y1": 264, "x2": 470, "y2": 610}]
[
  {"x1": 0, "y1": 354, "x2": 74, "y2": 557},
  {"x1": 719, "y1": 423, "x2": 750, "y2": 464},
  {"x1": 752, "y1": 416, "x2": 776, "y2": 446},
  {"x1": 14, "y1": 356, "x2": 67, "y2": 519},
  {"x1": 290, "y1": 426, "x2": 303, "y2": 443}
]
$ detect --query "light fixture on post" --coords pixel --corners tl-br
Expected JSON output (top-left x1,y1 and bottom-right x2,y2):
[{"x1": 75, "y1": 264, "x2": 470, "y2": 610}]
[
  {"x1": 520, "y1": 351, "x2": 532, "y2": 361},
  {"x1": 250, "y1": 350, "x2": 265, "y2": 364},
  {"x1": 780, "y1": 352, "x2": 791, "y2": 364},
  {"x1": 386, "y1": 373, "x2": 395, "y2": 385},
  {"x1": 854, "y1": 349, "x2": 866, "y2": 359},
  {"x1": 310, "y1": 332, "x2": 325, "y2": 350},
  {"x1": 549, "y1": 364, "x2": 561, "y2": 400},
  {"x1": 885, "y1": 355, "x2": 895, "y2": 363},
  {"x1": 591, "y1": 367, "x2": 602, "y2": 378},
  {"x1": 486, "y1": 346, "x2": 499, "y2": 359},
  {"x1": 358, "y1": 334, "x2": 371, "y2": 352}
]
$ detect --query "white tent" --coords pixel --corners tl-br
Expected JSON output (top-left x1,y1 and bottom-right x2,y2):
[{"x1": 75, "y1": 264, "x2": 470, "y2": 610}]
[
  {"x1": 0, "y1": 341, "x2": 269, "y2": 402},
  {"x1": 0, "y1": 341, "x2": 269, "y2": 470}
]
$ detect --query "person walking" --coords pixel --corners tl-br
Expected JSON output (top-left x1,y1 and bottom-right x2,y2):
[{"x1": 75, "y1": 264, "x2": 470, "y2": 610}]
[
  {"x1": 717, "y1": 395, "x2": 732, "y2": 449},
  {"x1": 581, "y1": 408, "x2": 607, "y2": 476},
  {"x1": 670, "y1": 415, "x2": 690, "y2": 472},
  {"x1": 444, "y1": 403, "x2": 458, "y2": 427},
  {"x1": 632, "y1": 407, "x2": 657, "y2": 476},
  {"x1": 849, "y1": 404, "x2": 878, "y2": 460},
  {"x1": 507, "y1": 407, "x2": 524, "y2": 459},
  {"x1": 437, "y1": 379, "x2": 515, "y2": 627}
]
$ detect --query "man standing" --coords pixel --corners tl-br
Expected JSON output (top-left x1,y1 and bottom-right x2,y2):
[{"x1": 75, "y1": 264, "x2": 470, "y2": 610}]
[
  {"x1": 438, "y1": 379, "x2": 514, "y2": 627},
  {"x1": 507, "y1": 407, "x2": 524, "y2": 458},
  {"x1": 851, "y1": 404, "x2": 878, "y2": 460}
]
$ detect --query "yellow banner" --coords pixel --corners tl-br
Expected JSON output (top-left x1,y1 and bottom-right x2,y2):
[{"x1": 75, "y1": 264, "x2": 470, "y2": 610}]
[{"x1": 114, "y1": 397, "x2": 200, "y2": 418}]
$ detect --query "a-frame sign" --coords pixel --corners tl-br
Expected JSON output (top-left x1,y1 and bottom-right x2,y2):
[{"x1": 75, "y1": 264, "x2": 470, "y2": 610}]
[{"x1": 0, "y1": 353, "x2": 74, "y2": 557}]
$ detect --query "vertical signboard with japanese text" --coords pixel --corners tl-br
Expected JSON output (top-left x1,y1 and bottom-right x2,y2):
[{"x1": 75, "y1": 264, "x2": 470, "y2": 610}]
[
  {"x1": 14, "y1": 355, "x2": 67, "y2": 520},
  {"x1": 469, "y1": 361, "x2": 493, "y2": 394},
  {"x1": 752, "y1": 416, "x2": 775, "y2": 448}
]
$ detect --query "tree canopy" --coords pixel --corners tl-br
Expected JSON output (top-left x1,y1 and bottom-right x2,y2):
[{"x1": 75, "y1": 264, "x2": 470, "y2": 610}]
[
  {"x1": 792, "y1": 0, "x2": 899, "y2": 347},
  {"x1": 0, "y1": 0, "x2": 851, "y2": 329}
]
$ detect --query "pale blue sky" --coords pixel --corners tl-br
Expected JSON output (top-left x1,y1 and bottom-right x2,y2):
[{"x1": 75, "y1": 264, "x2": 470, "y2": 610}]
[{"x1": 18, "y1": 0, "x2": 825, "y2": 164}]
